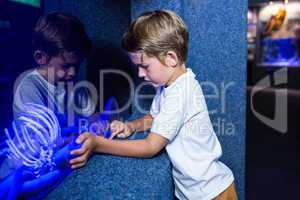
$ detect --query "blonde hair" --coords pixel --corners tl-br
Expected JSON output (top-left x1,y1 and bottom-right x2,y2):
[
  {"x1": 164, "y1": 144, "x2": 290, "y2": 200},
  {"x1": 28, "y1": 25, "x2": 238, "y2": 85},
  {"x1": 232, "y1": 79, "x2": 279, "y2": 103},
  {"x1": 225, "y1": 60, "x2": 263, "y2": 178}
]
[{"x1": 122, "y1": 10, "x2": 188, "y2": 64}]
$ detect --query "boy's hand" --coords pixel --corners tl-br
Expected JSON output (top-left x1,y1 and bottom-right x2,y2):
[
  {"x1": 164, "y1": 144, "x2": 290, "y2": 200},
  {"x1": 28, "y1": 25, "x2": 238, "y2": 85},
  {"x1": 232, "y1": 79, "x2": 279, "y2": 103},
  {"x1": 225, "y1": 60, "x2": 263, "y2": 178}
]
[
  {"x1": 69, "y1": 132, "x2": 98, "y2": 169},
  {"x1": 109, "y1": 120, "x2": 134, "y2": 140}
]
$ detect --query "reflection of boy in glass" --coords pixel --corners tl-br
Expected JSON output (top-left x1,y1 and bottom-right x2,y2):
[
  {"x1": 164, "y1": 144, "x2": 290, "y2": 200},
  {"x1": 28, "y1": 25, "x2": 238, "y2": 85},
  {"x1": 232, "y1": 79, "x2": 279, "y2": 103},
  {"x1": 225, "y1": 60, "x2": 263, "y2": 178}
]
[{"x1": 13, "y1": 12, "x2": 95, "y2": 127}]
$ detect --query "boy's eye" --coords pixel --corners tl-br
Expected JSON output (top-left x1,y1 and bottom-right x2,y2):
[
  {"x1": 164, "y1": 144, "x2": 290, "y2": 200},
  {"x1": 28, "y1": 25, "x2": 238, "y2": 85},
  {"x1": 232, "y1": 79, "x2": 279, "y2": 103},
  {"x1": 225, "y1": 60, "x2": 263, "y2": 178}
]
[
  {"x1": 63, "y1": 64, "x2": 79, "y2": 69},
  {"x1": 139, "y1": 64, "x2": 149, "y2": 69},
  {"x1": 62, "y1": 64, "x2": 71, "y2": 69}
]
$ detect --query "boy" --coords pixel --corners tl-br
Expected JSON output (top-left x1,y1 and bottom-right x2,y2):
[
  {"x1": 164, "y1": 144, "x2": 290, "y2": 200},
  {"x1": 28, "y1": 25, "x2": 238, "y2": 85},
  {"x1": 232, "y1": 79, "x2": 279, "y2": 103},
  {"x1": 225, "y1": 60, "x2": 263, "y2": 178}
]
[
  {"x1": 70, "y1": 10, "x2": 237, "y2": 200},
  {"x1": 13, "y1": 12, "x2": 94, "y2": 127}
]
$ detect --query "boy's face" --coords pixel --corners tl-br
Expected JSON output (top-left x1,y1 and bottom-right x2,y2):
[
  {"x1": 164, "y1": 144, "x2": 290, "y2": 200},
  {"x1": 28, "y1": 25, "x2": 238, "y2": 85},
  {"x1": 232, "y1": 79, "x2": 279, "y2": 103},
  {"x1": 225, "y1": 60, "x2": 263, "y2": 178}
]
[
  {"x1": 42, "y1": 51, "x2": 83, "y2": 84},
  {"x1": 129, "y1": 52, "x2": 174, "y2": 87}
]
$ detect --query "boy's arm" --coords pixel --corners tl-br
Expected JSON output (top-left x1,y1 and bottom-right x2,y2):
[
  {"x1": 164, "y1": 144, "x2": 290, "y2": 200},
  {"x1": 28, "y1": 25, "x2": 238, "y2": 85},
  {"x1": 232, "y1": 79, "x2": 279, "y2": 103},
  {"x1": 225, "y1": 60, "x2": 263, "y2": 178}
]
[
  {"x1": 109, "y1": 114, "x2": 153, "y2": 139},
  {"x1": 127, "y1": 113, "x2": 153, "y2": 132},
  {"x1": 13, "y1": 82, "x2": 45, "y2": 118},
  {"x1": 69, "y1": 132, "x2": 168, "y2": 168},
  {"x1": 95, "y1": 132, "x2": 167, "y2": 158}
]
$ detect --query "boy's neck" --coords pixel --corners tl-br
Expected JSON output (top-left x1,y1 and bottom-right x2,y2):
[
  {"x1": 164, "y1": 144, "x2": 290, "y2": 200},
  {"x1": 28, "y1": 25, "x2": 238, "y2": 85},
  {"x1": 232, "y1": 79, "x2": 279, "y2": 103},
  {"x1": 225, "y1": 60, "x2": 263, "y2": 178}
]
[{"x1": 165, "y1": 64, "x2": 187, "y2": 87}]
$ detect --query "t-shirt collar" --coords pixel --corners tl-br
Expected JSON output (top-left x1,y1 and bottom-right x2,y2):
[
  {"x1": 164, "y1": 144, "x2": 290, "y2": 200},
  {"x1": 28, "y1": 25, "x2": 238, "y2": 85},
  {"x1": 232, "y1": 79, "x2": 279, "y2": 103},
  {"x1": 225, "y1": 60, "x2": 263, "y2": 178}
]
[{"x1": 163, "y1": 68, "x2": 195, "y2": 92}]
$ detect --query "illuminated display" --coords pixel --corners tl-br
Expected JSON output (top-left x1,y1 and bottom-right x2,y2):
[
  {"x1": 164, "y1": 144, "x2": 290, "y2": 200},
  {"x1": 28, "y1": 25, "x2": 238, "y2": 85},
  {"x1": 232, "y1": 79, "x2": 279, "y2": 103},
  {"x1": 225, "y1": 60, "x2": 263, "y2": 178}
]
[
  {"x1": 9, "y1": 0, "x2": 40, "y2": 7},
  {"x1": 5, "y1": 103, "x2": 62, "y2": 177},
  {"x1": 0, "y1": 97, "x2": 119, "y2": 199}
]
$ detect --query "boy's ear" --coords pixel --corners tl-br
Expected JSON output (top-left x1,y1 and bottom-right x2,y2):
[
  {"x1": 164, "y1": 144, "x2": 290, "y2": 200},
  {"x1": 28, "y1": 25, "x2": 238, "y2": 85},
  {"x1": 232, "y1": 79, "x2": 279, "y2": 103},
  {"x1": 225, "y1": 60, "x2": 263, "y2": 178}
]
[
  {"x1": 165, "y1": 51, "x2": 179, "y2": 67},
  {"x1": 33, "y1": 50, "x2": 49, "y2": 65}
]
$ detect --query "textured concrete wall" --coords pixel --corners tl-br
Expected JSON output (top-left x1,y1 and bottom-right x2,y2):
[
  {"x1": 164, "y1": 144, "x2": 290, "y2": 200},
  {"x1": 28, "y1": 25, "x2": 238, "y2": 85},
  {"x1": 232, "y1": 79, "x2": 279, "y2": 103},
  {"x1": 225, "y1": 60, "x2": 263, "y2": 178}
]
[{"x1": 131, "y1": 0, "x2": 247, "y2": 199}]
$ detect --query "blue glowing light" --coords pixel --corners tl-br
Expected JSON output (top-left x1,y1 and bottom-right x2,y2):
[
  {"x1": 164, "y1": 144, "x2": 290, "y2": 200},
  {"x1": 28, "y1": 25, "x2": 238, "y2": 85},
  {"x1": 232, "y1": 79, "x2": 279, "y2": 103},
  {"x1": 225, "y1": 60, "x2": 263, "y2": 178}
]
[
  {"x1": 0, "y1": 97, "x2": 119, "y2": 199},
  {"x1": 4, "y1": 103, "x2": 62, "y2": 177}
]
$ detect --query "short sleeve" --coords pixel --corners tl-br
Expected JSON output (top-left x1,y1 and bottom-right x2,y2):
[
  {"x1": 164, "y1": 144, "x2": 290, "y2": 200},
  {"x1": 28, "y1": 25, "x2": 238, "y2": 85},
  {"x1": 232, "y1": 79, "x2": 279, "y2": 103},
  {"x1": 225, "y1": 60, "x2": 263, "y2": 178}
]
[
  {"x1": 149, "y1": 87, "x2": 163, "y2": 118},
  {"x1": 13, "y1": 82, "x2": 45, "y2": 119},
  {"x1": 150, "y1": 87, "x2": 185, "y2": 142}
]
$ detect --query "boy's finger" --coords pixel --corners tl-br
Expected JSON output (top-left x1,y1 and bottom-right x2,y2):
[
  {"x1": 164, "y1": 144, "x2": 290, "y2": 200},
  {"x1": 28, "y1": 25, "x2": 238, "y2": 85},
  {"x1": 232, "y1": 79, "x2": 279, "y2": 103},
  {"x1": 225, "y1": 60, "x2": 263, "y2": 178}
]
[
  {"x1": 110, "y1": 120, "x2": 120, "y2": 128},
  {"x1": 111, "y1": 127, "x2": 123, "y2": 135},
  {"x1": 117, "y1": 133, "x2": 126, "y2": 138},
  {"x1": 110, "y1": 120, "x2": 118, "y2": 124},
  {"x1": 69, "y1": 156, "x2": 80, "y2": 165},
  {"x1": 71, "y1": 162, "x2": 86, "y2": 169},
  {"x1": 70, "y1": 145, "x2": 87, "y2": 155},
  {"x1": 70, "y1": 149, "x2": 82, "y2": 156},
  {"x1": 69, "y1": 155, "x2": 85, "y2": 165},
  {"x1": 79, "y1": 141, "x2": 90, "y2": 154},
  {"x1": 109, "y1": 129, "x2": 122, "y2": 140},
  {"x1": 76, "y1": 132, "x2": 90, "y2": 144}
]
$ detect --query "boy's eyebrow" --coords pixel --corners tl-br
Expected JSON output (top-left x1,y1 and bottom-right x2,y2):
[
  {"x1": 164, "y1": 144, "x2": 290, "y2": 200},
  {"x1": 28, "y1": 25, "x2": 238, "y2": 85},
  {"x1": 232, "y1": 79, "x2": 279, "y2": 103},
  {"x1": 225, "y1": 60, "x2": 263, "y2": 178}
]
[
  {"x1": 60, "y1": 52, "x2": 83, "y2": 64},
  {"x1": 67, "y1": 61, "x2": 80, "y2": 65},
  {"x1": 133, "y1": 62, "x2": 147, "y2": 66},
  {"x1": 62, "y1": 62, "x2": 81, "y2": 68},
  {"x1": 132, "y1": 63, "x2": 141, "y2": 67}
]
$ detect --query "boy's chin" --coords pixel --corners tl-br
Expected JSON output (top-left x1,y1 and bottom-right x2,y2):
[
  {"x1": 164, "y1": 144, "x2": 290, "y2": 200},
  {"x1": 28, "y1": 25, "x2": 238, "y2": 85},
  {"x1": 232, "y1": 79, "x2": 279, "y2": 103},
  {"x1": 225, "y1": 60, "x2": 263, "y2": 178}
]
[
  {"x1": 60, "y1": 78, "x2": 75, "y2": 82},
  {"x1": 151, "y1": 83, "x2": 160, "y2": 88},
  {"x1": 54, "y1": 79, "x2": 75, "y2": 85},
  {"x1": 146, "y1": 81, "x2": 160, "y2": 88}
]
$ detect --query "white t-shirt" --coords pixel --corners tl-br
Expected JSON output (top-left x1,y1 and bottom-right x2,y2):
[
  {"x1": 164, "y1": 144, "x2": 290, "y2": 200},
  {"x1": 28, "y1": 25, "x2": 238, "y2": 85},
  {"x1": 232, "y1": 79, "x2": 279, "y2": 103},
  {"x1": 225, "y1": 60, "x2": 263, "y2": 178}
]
[
  {"x1": 150, "y1": 68, "x2": 234, "y2": 200},
  {"x1": 13, "y1": 69, "x2": 95, "y2": 126}
]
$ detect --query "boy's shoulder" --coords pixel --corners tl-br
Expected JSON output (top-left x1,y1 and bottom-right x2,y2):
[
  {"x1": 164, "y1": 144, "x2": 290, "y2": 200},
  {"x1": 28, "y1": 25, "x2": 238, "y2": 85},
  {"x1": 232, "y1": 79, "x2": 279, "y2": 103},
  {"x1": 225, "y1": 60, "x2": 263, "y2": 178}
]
[
  {"x1": 17, "y1": 68, "x2": 38, "y2": 82},
  {"x1": 165, "y1": 68, "x2": 199, "y2": 94},
  {"x1": 15, "y1": 68, "x2": 50, "y2": 95}
]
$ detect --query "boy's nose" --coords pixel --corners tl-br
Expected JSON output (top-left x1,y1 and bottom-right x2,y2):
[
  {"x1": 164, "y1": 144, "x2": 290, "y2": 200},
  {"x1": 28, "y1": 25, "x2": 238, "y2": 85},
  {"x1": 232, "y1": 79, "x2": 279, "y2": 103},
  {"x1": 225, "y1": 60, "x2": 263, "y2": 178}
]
[
  {"x1": 138, "y1": 67, "x2": 146, "y2": 78},
  {"x1": 67, "y1": 67, "x2": 76, "y2": 77}
]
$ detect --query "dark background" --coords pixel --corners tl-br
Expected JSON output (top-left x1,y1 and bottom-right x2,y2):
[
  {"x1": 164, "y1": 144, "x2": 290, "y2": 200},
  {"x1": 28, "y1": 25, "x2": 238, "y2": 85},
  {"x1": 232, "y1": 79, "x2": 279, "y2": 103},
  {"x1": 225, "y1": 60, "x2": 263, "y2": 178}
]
[{"x1": 247, "y1": 0, "x2": 300, "y2": 199}]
